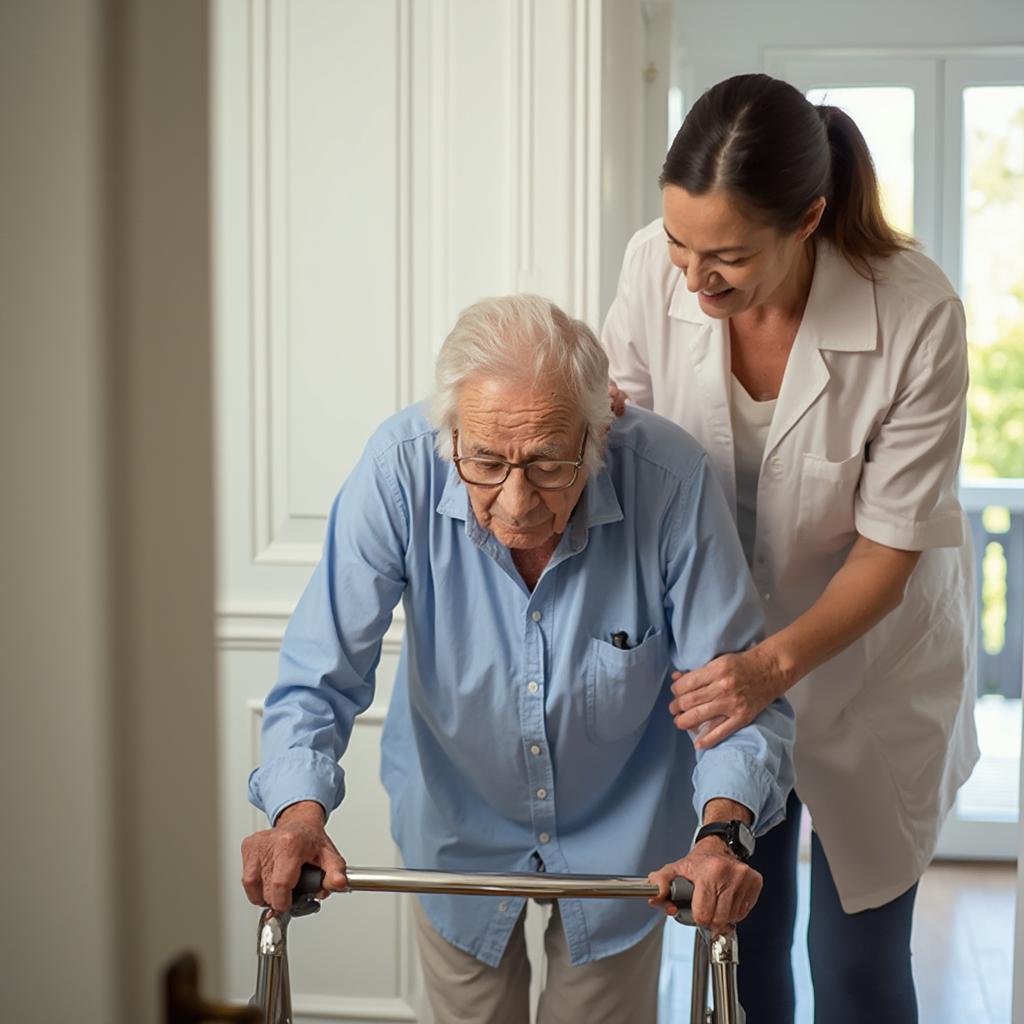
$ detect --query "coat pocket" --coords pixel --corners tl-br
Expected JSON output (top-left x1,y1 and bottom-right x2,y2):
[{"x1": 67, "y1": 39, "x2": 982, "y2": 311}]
[{"x1": 795, "y1": 451, "x2": 863, "y2": 553}]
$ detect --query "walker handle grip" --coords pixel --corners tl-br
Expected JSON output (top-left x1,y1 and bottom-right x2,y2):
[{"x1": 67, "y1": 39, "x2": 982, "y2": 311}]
[
  {"x1": 289, "y1": 864, "x2": 326, "y2": 916},
  {"x1": 295, "y1": 864, "x2": 326, "y2": 897},
  {"x1": 669, "y1": 876, "x2": 695, "y2": 926},
  {"x1": 669, "y1": 876, "x2": 694, "y2": 906}
]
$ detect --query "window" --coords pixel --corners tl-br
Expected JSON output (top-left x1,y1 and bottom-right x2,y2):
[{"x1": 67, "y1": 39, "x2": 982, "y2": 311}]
[{"x1": 806, "y1": 86, "x2": 915, "y2": 234}]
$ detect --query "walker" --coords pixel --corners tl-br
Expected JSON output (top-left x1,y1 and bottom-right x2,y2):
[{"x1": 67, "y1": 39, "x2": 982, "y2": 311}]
[{"x1": 250, "y1": 864, "x2": 745, "y2": 1023}]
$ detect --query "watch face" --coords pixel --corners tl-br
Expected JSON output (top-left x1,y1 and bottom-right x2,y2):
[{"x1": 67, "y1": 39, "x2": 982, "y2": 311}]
[
  {"x1": 734, "y1": 821, "x2": 755, "y2": 859},
  {"x1": 697, "y1": 820, "x2": 755, "y2": 860}
]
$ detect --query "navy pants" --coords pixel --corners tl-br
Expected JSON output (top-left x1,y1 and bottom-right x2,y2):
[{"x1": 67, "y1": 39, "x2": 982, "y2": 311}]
[{"x1": 737, "y1": 790, "x2": 919, "y2": 1023}]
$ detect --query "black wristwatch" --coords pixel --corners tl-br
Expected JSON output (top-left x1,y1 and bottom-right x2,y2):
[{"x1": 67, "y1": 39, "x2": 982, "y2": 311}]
[{"x1": 694, "y1": 820, "x2": 756, "y2": 862}]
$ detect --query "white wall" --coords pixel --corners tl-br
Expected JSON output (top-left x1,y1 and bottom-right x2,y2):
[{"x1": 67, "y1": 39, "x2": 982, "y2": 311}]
[
  {"x1": 213, "y1": 1, "x2": 660, "y2": 1019},
  {"x1": 2, "y1": 2, "x2": 221, "y2": 1022}
]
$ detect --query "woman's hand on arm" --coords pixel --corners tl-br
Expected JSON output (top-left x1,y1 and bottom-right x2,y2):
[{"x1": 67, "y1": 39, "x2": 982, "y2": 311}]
[
  {"x1": 670, "y1": 535, "x2": 921, "y2": 748},
  {"x1": 669, "y1": 645, "x2": 787, "y2": 749}
]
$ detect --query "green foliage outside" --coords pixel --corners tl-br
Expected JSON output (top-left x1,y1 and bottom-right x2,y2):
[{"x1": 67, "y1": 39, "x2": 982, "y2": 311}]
[
  {"x1": 966, "y1": 304, "x2": 1024, "y2": 480},
  {"x1": 960, "y1": 101, "x2": 1024, "y2": 667},
  {"x1": 965, "y1": 286, "x2": 1024, "y2": 480},
  {"x1": 963, "y1": 105, "x2": 1024, "y2": 480}
]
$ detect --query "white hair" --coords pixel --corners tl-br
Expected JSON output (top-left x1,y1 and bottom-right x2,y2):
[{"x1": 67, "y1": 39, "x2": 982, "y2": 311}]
[{"x1": 430, "y1": 294, "x2": 613, "y2": 472}]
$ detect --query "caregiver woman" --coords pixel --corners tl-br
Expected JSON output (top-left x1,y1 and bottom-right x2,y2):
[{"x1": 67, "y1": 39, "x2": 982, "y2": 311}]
[{"x1": 606, "y1": 74, "x2": 979, "y2": 1024}]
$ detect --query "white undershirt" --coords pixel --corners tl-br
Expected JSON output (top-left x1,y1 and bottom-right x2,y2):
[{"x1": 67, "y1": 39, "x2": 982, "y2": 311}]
[{"x1": 729, "y1": 374, "x2": 777, "y2": 567}]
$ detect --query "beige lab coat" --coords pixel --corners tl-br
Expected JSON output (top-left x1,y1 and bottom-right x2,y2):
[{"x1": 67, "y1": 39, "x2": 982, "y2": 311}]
[{"x1": 603, "y1": 219, "x2": 980, "y2": 912}]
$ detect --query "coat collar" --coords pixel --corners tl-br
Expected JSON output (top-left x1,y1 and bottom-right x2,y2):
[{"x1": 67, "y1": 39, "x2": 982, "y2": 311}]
[{"x1": 667, "y1": 241, "x2": 879, "y2": 469}]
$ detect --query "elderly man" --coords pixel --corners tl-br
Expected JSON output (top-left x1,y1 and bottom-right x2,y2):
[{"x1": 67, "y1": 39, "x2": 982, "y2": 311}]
[{"x1": 243, "y1": 295, "x2": 794, "y2": 1022}]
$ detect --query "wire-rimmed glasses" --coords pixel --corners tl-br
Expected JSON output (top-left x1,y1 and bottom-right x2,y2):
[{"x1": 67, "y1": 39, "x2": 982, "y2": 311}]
[{"x1": 452, "y1": 428, "x2": 588, "y2": 490}]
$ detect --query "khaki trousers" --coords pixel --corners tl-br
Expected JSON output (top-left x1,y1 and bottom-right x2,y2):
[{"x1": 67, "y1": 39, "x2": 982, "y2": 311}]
[{"x1": 412, "y1": 898, "x2": 663, "y2": 1024}]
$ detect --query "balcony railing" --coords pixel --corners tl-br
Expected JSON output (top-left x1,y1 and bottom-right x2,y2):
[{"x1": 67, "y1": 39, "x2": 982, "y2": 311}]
[{"x1": 962, "y1": 479, "x2": 1024, "y2": 700}]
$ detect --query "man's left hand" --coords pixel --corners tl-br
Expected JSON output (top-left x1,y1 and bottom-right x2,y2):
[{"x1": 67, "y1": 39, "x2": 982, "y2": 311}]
[
  {"x1": 668, "y1": 644, "x2": 787, "y2": 749},
  {"x1": 648, "y1": 838, "x2": 762, "y2": 934}
]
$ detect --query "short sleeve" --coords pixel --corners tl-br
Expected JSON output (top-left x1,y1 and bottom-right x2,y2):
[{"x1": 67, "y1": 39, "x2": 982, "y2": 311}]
[
  {"x1": 601, "y1": 232, "x2": 655, "y2": 410},
  {"x1": 855, "y1": 299, "x2": 967, "y2": 551}
]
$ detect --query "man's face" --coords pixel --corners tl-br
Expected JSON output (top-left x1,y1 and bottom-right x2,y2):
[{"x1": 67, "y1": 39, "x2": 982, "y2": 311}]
[{"x1": 455, "y1": 376, "x2": 589, "y2": 551}]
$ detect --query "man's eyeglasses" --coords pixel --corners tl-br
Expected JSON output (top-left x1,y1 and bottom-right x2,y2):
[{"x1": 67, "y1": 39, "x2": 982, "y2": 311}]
[{"x1": 452, "y1": 428, "x2": 588, "y2": 490}]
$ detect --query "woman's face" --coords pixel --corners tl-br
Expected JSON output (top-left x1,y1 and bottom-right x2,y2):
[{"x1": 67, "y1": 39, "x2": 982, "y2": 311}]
[{"x1": 661, "y1": 185, "x2": 822, "y2": 318}]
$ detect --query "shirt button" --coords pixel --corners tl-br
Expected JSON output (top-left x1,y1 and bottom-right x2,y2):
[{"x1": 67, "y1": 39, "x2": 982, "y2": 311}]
[
  {"x1": 530, "y1": 744, "x2": 542, "y2": 756},
  {"x1": 531, "y1": 611, "x2": 542, "y2": 622},
  {"x1": 539, "y1": 833, "x2": 550, "y2": 844},
  {"x1": 527, "y1": 680, "x2": 539, "y2": 694},
  {"x1": 536, "y1": 788, "x2": 548, "y2": 799},
  {"x1": 763, "y1": 592, "x2": 772, "y2": 602},
  {"x1": 498, "y1": 901, "x2": 509, "y2": 913}
]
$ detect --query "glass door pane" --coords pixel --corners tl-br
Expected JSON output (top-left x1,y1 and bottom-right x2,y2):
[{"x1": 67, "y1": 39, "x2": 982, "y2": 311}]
[
  {"x1": 766, "y1": 53, "x2": 939, "y2": 254},
  {"x1": 948, "y1": 83, "x2": 1024, "y2": 856},
  {"x1": 806, "y1": 86, "x2": 915, "y2": 234}
]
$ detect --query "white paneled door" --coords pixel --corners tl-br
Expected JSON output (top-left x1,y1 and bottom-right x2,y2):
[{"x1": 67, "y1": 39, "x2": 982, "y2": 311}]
[{"x1": 212, "y1": 1, "x2": 661, "y2": 1019}]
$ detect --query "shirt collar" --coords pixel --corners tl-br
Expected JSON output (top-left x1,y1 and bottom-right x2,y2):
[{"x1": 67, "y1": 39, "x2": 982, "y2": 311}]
[
  {"x1": 666, "y1": 240, "x2": 877, "y2": 352},
  {"x1": 436, "y1": 461, "x2": 470, "y2": 521}
]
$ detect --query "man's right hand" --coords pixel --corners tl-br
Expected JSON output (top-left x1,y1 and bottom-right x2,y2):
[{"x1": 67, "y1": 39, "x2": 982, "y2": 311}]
[{"x1": 241, "y1": 800, "x2": 348, "y2": 912}]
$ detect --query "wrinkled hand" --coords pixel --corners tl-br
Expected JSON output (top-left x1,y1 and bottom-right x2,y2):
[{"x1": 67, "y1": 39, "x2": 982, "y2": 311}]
[
  {"x1": 668, "y1": 645, "x2": 786, "y2": 749},
  {"x1": 607, "y1": 381, "x2": 629, "y2": 418},
  {"x1": 241, "y1": 800, "x2": 348, "y2": 912},
  {"x1": 648, "y1": 838, "x2": 762, "y2": 934}
]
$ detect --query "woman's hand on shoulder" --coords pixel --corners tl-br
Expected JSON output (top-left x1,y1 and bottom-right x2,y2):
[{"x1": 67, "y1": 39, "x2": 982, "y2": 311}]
[
  {"x1": 668, "y1": 644, "x2": 788, "y2": 749},
  {"x1": 608, "y1": 380, "x2": 629, "y2": 418}
]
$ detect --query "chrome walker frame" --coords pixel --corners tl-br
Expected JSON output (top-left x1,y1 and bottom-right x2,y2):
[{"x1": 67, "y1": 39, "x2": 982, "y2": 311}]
[{"x1": 250, "y1": 866, "x2": 744, "y2": 1024}]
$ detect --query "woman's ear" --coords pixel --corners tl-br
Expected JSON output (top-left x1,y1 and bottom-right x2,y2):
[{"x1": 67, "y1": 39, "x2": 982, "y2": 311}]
[{"x1": 799, "y1": 196, "x2": 827, "y2": 241}]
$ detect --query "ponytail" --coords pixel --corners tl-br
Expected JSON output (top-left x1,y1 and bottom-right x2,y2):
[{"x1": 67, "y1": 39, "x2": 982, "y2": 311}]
[
  {"x1": 661, "y1": 75, "x2": 914, "y2": 281},
  {"x1": 816, "y1": 106, "x2": 914, "y2": 278}
]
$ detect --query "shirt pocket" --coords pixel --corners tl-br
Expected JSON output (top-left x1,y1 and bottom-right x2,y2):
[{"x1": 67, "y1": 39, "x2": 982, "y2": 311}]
[
  {"x1": 796, "y1": 451, "x2": 863, "y2": 553},
  {"x1": 584, "y1": 626, "x2": 668, "y2": 743}
]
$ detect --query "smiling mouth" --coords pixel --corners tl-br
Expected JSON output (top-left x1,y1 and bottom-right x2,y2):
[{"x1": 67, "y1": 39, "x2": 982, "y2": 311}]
[{"x1": 700, "y1": 287, "x2": 734, "y2": 298}]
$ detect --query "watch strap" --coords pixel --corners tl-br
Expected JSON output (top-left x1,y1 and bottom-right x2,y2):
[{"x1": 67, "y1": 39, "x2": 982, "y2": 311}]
[{"x1": 694, "y1": 820, "x2": 755, "y2": 862}]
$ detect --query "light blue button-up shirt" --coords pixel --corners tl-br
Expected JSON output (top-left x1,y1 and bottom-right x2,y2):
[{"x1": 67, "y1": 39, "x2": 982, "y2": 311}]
[{"x1": 249, "y1": 403, "x2": 794, "y2": 966}]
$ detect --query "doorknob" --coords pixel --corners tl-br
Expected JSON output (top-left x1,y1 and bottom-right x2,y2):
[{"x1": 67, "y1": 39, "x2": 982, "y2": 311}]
[{"x1": 165, "y1": 953, "x2": 261, "y2": 1024}]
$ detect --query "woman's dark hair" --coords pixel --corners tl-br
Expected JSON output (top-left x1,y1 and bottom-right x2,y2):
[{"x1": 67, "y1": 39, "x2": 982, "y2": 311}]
[{"x1": 660, "y1": 73, "x2": 913, "y2": 278}]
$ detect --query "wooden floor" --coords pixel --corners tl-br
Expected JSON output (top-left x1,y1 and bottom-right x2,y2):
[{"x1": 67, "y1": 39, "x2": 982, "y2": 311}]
[
  {"x1": 913, "y1": 861, "x2": 1015, "y2": 1023},
  {"x1": 659, "y1": 860, "x2": 1016, "y2": 1023}
]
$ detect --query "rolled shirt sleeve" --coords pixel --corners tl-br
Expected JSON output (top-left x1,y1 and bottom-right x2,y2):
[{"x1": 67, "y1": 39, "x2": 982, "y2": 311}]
[{"x1": 855, "y1": 298, "x2": 968, "y2": 551}]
